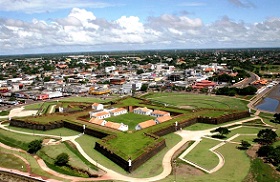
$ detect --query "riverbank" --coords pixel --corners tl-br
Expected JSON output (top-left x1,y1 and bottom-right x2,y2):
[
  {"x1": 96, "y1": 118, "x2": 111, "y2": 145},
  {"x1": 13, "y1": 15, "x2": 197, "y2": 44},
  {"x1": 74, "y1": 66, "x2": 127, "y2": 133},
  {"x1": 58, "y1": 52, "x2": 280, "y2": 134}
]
[{"x1": 256, "y1": 84, "x2": 280, "y2": 113}]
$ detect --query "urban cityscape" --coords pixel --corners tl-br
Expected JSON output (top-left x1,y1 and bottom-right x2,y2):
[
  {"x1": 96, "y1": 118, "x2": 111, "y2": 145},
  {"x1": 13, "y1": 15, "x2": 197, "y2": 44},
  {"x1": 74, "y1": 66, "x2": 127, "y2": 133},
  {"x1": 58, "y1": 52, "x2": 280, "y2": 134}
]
[{"x1": 0, "y1": 0, "x2": 280, "y2": 182}]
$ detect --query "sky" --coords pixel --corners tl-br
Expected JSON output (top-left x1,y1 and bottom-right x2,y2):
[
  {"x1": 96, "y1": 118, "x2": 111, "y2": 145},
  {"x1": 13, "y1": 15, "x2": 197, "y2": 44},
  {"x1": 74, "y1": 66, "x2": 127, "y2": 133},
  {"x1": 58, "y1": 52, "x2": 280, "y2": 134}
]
[{"x1": 0, "y1": 0, "x2": 280, "y2": 55}]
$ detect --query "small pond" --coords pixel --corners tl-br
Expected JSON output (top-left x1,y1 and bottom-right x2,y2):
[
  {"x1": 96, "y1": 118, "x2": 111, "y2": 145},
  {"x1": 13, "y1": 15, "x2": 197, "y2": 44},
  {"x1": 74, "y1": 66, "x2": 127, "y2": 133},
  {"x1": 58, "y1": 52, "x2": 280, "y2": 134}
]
[{"x1": 256, "y1": 97, "x2": 279, "y2": 112}]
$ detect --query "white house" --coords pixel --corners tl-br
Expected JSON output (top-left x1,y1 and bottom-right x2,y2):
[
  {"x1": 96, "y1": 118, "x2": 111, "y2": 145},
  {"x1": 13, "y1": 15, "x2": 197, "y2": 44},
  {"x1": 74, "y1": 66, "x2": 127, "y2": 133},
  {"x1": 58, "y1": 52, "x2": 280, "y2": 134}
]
[
  {"x1": 92, "y1": 103, "x2": 104, "y2": 111},
  {"x1": 91, "y1": 111, "x2": 110, "y2": 119},
  {"x1": 150, "y1": 110, "x2": 170, "y2": 118},
  {"x1": 155, "y1": 115, "x2": 172, "y2": 124},
  {"x1": 118, "y1": 123, "x2": 129, "y2": 131},
  {"x1": 89, "y1": 118, "x2": 107, "y2": 126},
  {"x1": 135, "y1": 119, "x2": 156, "y2": 130},
  {"x1": 133, "y1": 107, "x2": 153, "y2": 115},
  {"x1": 109, "y1": 108, "x2": 127, "y2": 116}
]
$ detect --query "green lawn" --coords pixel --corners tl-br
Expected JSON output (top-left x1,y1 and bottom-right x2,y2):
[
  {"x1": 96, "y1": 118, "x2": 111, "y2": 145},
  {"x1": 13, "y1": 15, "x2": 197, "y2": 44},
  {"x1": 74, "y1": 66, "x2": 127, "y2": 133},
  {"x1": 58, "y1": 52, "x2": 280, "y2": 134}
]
[
  {"x1": 163, "y1": 143, "x2": 251, "y2": 182},
  {"x1": 6, "y1": 125, "x2": 80, "y2": 136},
  {"x1": 107, "y1": 112, "x2": 155, "y2": 130},
  {"x1": 60, "y1": 96, "x2": 105, "y2": 103},
  {"x1": 183, "y1": 138, "x2": 221, "y2": 170},
  {"x1": 143, "y1": 93, "x2": 248, "y2": 110},
  {"x1": 231, "y1": 135, "x2": 257, "y2": 144},
  {"x1": 0, "y1": 152, "x2": 27, "y2": 172},
  {"x1": 39, "y1": 142, "x2": 98, "y2": 174},
  {"x1": 24, "y1": 102, "x2": 44, "y2": 110},
  {"x1": 224, "y1": 126, "x2": 262, "y2": 138}
]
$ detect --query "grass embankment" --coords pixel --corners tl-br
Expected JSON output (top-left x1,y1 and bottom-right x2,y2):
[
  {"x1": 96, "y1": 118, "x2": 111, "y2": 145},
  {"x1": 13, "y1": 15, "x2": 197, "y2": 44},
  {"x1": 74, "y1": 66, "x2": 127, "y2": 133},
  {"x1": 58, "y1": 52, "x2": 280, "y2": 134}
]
[
  {"x1": 244, "y1": 158, "x2": 280, "y2": 182},
  {"x1": 0, "y1": 147, "x2": 67, "y2": 181},
  {"x1": 0, "y1": 128, "x2": 43, "y2": 150},
  {"x1": 0, "y1": 110, "x2": 9, "y2": 116},
  {"x1": 38, "y1": 142, "x2": 98, "y2": 177},
  {"x1": 6, "y1": 126, "x2": 80, "y2": 136},
  {"x1": 183, "y1": 138, "x2": 220, "y2": 170},
  {"x1": 0, "y1": 152, "x2": 28, "y2": 172}
]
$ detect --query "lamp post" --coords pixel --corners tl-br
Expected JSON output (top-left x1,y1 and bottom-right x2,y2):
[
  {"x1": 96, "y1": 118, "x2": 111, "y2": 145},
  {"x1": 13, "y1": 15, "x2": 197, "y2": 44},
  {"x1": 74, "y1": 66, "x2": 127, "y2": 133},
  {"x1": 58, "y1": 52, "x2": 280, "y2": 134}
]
[{"x1": 173, "y1": 159, "x2": 177, "y2": 182}]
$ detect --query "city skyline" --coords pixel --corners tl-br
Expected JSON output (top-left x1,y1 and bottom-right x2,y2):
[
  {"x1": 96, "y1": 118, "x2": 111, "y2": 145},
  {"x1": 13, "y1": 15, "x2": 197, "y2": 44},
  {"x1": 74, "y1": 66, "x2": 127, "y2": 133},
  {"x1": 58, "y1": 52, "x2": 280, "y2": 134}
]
[{"x1": 1, "y1": 0, "x2": 280, "y2": 55}]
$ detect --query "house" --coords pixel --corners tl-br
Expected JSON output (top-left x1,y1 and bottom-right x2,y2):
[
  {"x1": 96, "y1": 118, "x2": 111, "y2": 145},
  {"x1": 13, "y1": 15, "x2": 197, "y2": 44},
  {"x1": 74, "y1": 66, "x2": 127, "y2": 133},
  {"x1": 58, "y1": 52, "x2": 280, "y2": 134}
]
[
  {"x1": 155, "y1": 115, "x2": 172, "y2": 124},
  {"x1": 92, "y1": 103, "x2": 103, "y2": 111},
  {"x1": 91, "y1": 111, "x2": 110, "y2": 119},
  {"x1": 89, "y1": 118, "x2": 107, "y2": 126},
  {"x1": 150, "y1": 110, "x2": 170, "y2": 118},
  {"x1": 135, "y1": 119, "x2": 156, "y2": 130},
  {"x1": 109, "y1": 107, "x2": 127, "y2": 117},
  {"x1": 192, "y1": 80, "x2": 216, "y2": 89},
  {"x1": 118, "y1": 123, "x2": 129, "y2": 131},
  {"x1": 133, "y1": 107, "x2": 153, "y2": 115}
]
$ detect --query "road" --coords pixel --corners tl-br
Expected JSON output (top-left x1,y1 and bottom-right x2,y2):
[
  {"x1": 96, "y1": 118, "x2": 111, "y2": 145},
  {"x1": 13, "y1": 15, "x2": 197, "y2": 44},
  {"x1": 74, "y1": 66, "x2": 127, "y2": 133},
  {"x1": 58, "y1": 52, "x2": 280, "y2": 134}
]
[{"x1": 232, "y1": 71, "x2": 260, "y2": 88}]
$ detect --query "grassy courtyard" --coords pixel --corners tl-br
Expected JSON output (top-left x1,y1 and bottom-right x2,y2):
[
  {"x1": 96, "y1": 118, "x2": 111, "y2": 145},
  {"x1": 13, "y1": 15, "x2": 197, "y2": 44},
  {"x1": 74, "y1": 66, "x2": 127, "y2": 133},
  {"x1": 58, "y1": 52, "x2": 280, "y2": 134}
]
[{"x1": 107, "y1": 112, "x2": 155, "y2": 130}]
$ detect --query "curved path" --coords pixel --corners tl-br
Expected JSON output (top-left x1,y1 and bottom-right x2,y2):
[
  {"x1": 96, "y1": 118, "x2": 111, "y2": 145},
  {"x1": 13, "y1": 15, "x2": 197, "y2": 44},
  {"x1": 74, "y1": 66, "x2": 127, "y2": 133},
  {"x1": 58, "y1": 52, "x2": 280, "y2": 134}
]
[{"x1": 0, "y1": 115, "x2": 266, "y2": 182}]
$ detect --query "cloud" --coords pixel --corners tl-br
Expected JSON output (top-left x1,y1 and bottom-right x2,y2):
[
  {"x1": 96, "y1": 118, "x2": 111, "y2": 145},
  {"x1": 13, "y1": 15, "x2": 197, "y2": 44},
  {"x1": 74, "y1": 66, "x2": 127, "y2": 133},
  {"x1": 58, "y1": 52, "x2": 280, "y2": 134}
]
[
  {"x1": 0, "y1": 0, "x2": 114, "y2": 13},
  {"x1": 228, "y1": 0, "x2": 256, "y2": 8},
  {"x1": 0, "y1": 8, "x2": 280, "y2": 54}
]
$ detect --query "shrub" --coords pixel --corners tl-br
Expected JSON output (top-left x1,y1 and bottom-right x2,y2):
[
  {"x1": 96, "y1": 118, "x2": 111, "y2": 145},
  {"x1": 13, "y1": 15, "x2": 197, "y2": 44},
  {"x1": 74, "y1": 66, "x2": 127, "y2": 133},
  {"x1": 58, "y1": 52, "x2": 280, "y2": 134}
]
[
  {"x1": 55, "y1": 153, "x2": 69, "y2": 166},
  {"x1": 28, "y1": 140, "x2": 42, "y2": 153}
]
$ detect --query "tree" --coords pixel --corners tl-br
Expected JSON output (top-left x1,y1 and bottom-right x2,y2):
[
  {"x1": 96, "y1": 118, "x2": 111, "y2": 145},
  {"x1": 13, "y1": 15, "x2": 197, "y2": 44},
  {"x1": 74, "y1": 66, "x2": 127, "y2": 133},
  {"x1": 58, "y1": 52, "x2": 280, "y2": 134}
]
[
  {"x1": 55, "y1": 153, "x2": 69, "y2": 166},
  {"x1": 238, "y1": 140, "x2": 251, "y2": 150},
  {"x1": 257, "y1": 145, "x2": 274, "y2": 157},
  {"x1": 256, "y1": 129, "x2": 278, "y2": 145},
  {"x1": 28, "y1": 140, "x2": 42, "y2": 153},
  {"x1": 140, "y1": 84, "x2": 148, "y2": 92},
  {"x1": 215, "y1": 127, "x2": 230, "y2": 137}
]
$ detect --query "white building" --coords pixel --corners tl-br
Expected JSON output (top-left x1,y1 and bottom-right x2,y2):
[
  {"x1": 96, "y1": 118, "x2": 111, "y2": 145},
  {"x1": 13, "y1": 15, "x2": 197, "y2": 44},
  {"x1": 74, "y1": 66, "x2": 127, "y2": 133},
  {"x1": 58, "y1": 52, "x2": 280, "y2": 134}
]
[
  {"x1": 150, "y1": 110, "x2": 170, "y2": 118},
  {"x1": 109, "y1": 108, "x2": 127, "y2": 116},
  {"x1": 133, "y1": 107, "x2": 153, "y2": 115},
  {"x1": 90, "y1": 111, "x2": 110, "y2": 119},
  {"x1": 92, "y1": 103, "x2": 104, "y2": 111}
]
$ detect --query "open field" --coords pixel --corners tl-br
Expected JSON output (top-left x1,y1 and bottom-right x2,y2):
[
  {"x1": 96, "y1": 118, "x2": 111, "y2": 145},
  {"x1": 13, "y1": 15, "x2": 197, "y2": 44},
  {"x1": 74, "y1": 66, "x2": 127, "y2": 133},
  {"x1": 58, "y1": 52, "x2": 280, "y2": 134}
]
[
  {"x1": 183, "y1": 138, "x2": 220, "y2": 170},
  {"x1": 143, "y1": 93, "x2": 248, "y2": 110},
  {"x1": 107, "y1": 112, "x2": 155, "y2": 129}
]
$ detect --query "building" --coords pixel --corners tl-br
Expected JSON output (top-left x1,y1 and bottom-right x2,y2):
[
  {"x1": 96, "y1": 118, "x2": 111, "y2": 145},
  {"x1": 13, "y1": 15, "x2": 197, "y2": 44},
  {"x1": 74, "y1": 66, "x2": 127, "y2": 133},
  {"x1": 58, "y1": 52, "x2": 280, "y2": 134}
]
[
  {"x1": 109, "y1": 108, "x2": 127, "y2": 117},
  {"x1": 135, "y1": 119, "x2": 156, "y2": 130},
  {"x1": 92, "y1": 103, "x2": 104, "y2": 111},
  {"x1": 133, "y1": 107, "x2": 153, "y2": 115},
  {"x1": 192, "y1": 80, "x2": 216, "y2": 89},
  {"x1": 155, "y1": 115, "x2": 172, "y2": 124},
  {"x1": 90, "y1": 111, "x2": 110, "y2": 119},
  {"x1": 89, "y1": 118, "x2": 107, "y2": 126},
  {"x1": 150, "y1": 110, "x2": 170, "y2": 118}
]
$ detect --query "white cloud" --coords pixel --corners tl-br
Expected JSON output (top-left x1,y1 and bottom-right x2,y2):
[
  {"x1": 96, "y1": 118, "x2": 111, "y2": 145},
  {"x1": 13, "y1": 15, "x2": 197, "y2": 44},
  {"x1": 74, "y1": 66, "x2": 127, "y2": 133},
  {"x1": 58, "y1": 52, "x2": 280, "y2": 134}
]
[{"x1": 0, "y1": 8, "x2": 280, "y2": 54}]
